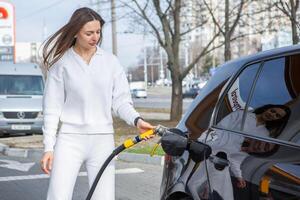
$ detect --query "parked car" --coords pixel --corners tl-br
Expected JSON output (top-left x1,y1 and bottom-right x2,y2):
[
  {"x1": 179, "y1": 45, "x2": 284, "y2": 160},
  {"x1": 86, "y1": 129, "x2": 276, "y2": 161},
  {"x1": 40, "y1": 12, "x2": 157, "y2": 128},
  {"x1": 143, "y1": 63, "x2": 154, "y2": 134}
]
[
  {"x1": 131, "y1": 88, "x2": 147, "y2": 98},
  {"x1": 0, "y1": 63, "x2": 44, "y2": 135},
  {"x1": 160, "y1": 45, "x2": 300, "y2": 200},
  {"x1": 183, "y1": 87, "x2": 200, "y2": 99}
]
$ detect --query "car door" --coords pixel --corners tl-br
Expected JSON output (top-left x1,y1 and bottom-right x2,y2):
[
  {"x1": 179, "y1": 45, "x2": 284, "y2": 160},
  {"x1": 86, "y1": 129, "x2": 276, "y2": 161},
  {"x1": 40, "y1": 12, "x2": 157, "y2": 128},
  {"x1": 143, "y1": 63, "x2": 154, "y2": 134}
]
[
  {"x1": 184, "y1": 61, "x2": 262, "y2": 200},
  {"x1": 205, "y1": 54, "x2": 300, "y2": 199}
]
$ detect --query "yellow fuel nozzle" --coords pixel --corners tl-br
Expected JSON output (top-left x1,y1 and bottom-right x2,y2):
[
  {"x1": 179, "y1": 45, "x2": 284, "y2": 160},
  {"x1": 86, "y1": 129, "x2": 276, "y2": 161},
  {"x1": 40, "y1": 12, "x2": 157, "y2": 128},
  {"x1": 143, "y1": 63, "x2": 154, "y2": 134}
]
[
  {"x1": 139, "y1": 125, "x2": 168, "y2": 140},
  {"x1": 123, "y1": 128, "x2": 155, "y2": 149},
  {"x1": 123, "y1": 125, "x2": 168, "y2": 149},
  {"x1": 138, "y1": 129, "x2": 155, "y2": 140}
]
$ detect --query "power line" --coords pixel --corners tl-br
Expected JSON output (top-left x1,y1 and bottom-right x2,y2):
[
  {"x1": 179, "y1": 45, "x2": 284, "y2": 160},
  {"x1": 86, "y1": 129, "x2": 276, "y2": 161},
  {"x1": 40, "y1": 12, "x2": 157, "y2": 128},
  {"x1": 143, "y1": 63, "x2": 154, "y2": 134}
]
[
  {"x1": 17, "y1": 0, "x2": 113, "y2": 22},
  {"x1": 17, "y1": 0, "x2": 66, "y2": 21}
]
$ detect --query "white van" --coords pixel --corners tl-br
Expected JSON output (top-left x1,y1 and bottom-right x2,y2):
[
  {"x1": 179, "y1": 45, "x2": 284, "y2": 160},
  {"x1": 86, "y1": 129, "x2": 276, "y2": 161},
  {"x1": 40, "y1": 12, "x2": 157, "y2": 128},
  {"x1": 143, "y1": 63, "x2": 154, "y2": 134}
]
[{"x1": 0, "y1": 63, "x2": 44, "y2": 135}]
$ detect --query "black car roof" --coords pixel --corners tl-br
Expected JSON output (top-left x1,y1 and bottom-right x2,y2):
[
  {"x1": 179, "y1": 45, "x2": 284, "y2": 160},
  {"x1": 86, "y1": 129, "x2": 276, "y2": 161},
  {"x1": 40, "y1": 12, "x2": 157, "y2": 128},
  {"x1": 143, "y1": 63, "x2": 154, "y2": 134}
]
[
  {"x1": 218, "y1": 44, "x2": 300, "y2": 77},
  {"x1": 204, "y1": 44, "x2": 300, "y2": 94}
]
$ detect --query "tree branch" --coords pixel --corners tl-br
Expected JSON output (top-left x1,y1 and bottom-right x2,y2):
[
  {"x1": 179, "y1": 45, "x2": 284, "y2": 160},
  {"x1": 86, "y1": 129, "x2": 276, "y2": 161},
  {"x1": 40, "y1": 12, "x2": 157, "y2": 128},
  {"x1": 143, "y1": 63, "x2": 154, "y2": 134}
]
[
  {"x1": 152, "y1": 0, "x2": 174, "y2": 51},
  {"x1": 182, "y1": 30, "x2": 221, "y2": 78},
  {"x1": 122, "y1": 0, "x2": 166, "y2": 47},
  {"x1": 276, "y1": 1, "x2": 292, "y2": 18},
  {"x1": 180, "y1": 20, "x2": 208, "y2": 36},
  {"x1": 203, "y1": 0, "x2": 225, "y2": 35},
  {"x1": 229, "y1": 0, "x2": 245, "y2": 37},
  {"x1": 173, "y1": 0, "x2": 181, "y2": 40}
]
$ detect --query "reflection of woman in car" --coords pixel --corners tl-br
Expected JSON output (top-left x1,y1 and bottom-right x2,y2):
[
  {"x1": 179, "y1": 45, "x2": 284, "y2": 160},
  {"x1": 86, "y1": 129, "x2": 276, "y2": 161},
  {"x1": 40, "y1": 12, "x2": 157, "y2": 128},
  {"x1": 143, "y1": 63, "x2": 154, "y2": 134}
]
[
  {"x1": 191, "y1": 104, "x2": 290, "y2": 199},
  {"x1": 253, "y1": 104, "x2": 290, "y2": 138},
  {"x1": 241, "y1": 104, "x2": 291, "y2": 155}
]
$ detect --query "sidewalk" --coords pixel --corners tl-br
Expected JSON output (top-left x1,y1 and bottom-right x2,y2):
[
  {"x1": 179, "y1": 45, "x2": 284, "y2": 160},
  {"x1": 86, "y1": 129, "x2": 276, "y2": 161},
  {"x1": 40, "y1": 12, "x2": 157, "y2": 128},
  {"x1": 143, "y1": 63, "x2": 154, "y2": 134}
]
[{"x1": 0, "y1": 112, "x2": 167, "y2": 165}]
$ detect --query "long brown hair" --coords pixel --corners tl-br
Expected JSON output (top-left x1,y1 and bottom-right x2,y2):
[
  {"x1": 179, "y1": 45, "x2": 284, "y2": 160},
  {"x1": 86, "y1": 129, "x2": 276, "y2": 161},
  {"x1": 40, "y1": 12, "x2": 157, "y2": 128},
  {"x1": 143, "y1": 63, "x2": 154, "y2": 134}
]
[
  {"x1": 42, "y1": 7, "x2": 105, "y2": 69},
  {"x1": 254, "y1": 104, "x2": 291, "y2": 138}
]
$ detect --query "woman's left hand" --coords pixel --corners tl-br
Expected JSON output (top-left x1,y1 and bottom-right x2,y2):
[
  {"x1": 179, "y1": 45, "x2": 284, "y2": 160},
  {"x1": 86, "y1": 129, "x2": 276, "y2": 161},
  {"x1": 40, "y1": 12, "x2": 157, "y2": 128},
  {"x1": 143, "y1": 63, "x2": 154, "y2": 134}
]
[{"x1": 136, "y1": 119, "x2": 155, "y2": 140}]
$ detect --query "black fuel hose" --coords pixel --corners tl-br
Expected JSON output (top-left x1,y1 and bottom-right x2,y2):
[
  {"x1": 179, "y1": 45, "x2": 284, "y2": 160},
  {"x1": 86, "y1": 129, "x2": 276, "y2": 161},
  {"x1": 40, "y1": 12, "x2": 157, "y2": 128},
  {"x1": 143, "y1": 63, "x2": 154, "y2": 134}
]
[{"x1": 86, "y1": 144, "x2": 125, "y2": 200}]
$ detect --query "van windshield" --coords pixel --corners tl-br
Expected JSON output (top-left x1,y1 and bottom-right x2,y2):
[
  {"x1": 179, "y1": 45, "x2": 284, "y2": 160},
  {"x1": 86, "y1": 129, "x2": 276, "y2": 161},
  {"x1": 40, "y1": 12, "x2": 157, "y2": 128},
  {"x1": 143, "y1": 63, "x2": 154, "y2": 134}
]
[{"x1": 0, "y1": 75, "x2": 44, "y2": 95}]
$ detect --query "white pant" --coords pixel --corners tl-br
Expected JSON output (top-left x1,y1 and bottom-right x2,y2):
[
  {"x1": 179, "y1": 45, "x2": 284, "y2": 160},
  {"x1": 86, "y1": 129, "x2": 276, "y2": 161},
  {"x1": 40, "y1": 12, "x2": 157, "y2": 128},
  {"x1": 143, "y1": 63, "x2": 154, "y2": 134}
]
[{"x1": 47, "y1": 133, "x2": 115, "y2": 200}]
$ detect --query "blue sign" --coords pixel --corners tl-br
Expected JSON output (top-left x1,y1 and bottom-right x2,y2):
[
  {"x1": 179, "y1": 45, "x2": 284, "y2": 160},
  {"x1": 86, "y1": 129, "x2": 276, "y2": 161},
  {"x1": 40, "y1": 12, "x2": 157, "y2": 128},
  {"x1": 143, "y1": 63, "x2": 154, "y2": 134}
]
[{"x1": 0, "y1": 46, "x2": 13, "y2": 62}]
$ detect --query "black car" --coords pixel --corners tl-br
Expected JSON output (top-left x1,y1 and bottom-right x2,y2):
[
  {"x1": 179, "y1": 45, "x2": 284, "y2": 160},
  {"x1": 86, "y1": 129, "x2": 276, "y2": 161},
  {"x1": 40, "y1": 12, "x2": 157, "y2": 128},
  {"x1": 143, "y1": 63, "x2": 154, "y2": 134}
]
[
  {"x1": 183, "y1": 87, "x2": 200, "y2": 99},
  {"x1": 160, "y1": 45, "x2": 300, "y2": 200}
]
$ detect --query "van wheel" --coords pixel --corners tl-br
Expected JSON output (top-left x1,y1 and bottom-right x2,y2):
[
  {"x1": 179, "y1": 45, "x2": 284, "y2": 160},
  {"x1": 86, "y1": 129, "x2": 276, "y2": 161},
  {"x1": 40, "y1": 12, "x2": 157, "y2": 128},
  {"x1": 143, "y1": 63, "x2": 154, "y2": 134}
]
[{"x1": 2, "y1": 133, "x2": 10, "y2": 137}]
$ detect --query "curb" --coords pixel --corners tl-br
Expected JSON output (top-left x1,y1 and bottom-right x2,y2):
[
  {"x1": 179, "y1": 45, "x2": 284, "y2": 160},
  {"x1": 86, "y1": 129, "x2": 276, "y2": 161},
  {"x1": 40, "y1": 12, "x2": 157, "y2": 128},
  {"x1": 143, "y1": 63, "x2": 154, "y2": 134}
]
[
  {"x1": 0, "y1": 143, "x2": 164, "y2": 166},
  {"x1": 117, "y1": 152, "x2": 164, "y2": 166}
]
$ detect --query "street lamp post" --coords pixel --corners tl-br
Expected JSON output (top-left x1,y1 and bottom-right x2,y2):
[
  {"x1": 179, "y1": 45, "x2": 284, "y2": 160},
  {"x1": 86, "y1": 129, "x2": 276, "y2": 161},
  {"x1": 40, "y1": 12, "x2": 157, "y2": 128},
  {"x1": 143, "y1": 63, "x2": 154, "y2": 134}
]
[
  {"x1": 143, "y1": 40, "x2": 148, "y2": 89},
  {"x1": 159, "y1": 46, "x2": 165, "y2": 82},
  {"x1": 143, "y1": 23, "x2": 148, "y2": 89}
]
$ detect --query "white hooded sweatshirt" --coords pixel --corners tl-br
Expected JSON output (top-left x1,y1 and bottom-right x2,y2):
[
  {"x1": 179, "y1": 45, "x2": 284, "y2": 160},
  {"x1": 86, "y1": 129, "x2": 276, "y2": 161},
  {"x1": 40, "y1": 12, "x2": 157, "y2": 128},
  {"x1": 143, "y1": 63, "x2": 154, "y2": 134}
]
[{"x1": 42, "y1": 47, "x2": 139, "y2": 152}]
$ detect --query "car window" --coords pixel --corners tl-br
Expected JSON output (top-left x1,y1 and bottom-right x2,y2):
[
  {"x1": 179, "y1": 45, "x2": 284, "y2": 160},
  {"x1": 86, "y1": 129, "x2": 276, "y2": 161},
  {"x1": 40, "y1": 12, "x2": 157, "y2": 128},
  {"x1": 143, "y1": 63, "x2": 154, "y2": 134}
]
[
  {"x1": 244, "y1": 55, "x2": 300, "y2": 145},
  {"x1": 246, "y1": 58, "x2": 291, "y2": 107},
  {"x1": 215, "y1": 63, "x2": 261, "y2": 130},
  {"x1": 185, "y1": 81, "x2": 227, "y2": 140},
  {"x1": 0, "y1": 75, "x2": 44, "y2": 95}
]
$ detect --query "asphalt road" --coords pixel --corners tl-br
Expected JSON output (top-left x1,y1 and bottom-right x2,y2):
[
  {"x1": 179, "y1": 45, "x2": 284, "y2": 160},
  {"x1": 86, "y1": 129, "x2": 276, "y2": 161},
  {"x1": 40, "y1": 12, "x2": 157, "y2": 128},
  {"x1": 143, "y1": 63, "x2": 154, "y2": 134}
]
[
  {"x1": 133, "y1": 96, "x2": 193, "y2": 110},
  {"x1": 131, "y1": 86, "x2": 194, "y2": 110},
  {"x1": 0, "y1": 154, "x2": 163, "y2": 200}
]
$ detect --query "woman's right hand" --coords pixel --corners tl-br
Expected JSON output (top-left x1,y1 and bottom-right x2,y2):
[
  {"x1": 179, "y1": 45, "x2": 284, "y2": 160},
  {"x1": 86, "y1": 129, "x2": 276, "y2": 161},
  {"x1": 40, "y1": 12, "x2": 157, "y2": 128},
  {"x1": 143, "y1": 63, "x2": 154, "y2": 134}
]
[
  {"x1": 40, "y1": 151, "x2": 54, "y2": 175},
  {"x1": 236, "y1": 177, "x2": 247, "y2": 188}
]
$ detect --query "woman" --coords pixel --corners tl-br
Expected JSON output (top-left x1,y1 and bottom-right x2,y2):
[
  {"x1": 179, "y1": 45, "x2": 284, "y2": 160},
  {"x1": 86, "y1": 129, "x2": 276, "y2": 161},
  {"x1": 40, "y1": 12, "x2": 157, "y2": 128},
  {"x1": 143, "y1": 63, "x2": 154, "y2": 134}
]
[{"x1": 40, "y1": 7, "x2": 154, "y2": 200}]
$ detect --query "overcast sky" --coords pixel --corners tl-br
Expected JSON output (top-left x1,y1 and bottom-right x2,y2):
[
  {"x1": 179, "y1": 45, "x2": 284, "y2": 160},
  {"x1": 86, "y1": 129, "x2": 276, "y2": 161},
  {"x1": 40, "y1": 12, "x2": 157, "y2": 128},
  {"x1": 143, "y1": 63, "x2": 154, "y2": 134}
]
[{"x1": 9, "y1": 0, "x2": 147, "y2": 68}]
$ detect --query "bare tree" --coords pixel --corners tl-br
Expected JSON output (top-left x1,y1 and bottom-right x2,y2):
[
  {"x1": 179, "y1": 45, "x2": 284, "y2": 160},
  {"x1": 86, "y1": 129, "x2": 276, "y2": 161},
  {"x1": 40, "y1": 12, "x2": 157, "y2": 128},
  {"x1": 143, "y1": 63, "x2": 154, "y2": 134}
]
[
  {"x1": 275, "y1": 0, "x2": 300, "y2": 44},
  {"x1": 121, "y1": 0, "x2": 220, "y2": 120},
  {"x1": 203, "y1": 0, "x2": 247, "y2": 61}
]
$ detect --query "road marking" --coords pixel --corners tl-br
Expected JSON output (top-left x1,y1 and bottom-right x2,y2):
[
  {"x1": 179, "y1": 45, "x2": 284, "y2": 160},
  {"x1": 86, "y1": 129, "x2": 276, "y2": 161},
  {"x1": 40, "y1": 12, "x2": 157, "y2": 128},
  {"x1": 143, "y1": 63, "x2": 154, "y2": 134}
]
[
  {"x1": 115, "y1": 168, "x2": 144, "y2": 174},
  {"x1": 0, "y1": 168, "x2": 144, "y2": 182},
  {"x1": 0, "y1": 159, "x2": 35, "y2": 172},
  {"x1": 0, "y1": 174, "x2": 49, "y2": 182}
]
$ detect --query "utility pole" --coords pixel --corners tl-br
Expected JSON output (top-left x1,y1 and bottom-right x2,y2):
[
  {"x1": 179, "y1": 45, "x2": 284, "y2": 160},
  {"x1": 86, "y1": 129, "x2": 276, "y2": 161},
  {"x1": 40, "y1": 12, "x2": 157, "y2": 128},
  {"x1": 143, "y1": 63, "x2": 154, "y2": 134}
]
[
  {"x1": 143, "y1": 23, "x2": 148, "y2": 89},
  {"x1": 91, "y1": 0, "x2": 117, "y2": 55},
  {"x1": 111, "y1": 0, "x2": 117, "y2": 55}
]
